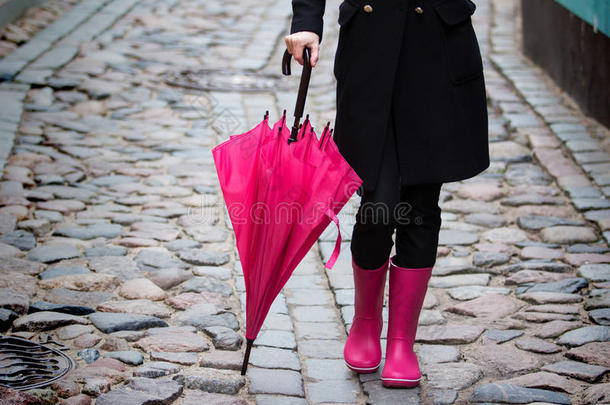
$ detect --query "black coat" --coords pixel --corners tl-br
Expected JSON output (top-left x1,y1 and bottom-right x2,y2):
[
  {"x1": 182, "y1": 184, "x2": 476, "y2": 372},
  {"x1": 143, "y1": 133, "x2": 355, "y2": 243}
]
[{"x1": 291, "y1": 0, "x2": 490, "y2": 191}]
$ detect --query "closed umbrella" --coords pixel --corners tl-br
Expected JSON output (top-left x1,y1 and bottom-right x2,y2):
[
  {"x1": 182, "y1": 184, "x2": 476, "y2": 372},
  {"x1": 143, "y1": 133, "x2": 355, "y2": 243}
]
[{"x1": 212, "y1": 48, "x2": 362, "y2": 374}]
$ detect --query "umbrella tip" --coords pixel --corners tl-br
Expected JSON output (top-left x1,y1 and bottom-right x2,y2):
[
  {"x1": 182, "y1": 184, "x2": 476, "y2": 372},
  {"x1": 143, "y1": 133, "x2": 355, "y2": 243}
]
[{"x1": 241, "y1": 338, "x2": 255, "y2": 376}]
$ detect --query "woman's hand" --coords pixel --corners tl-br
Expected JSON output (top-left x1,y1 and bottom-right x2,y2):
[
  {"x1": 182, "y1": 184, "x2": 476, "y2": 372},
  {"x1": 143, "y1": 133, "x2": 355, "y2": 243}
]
[{"x1": 284, "y1": 31, "x2": 320, "y2": 67}]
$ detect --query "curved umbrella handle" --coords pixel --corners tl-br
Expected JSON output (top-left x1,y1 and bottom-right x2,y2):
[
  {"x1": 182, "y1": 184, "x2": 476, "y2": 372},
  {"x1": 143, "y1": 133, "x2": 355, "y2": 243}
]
[{"x1": 282, "y1": 47, "x2": 312, "y2": 144}]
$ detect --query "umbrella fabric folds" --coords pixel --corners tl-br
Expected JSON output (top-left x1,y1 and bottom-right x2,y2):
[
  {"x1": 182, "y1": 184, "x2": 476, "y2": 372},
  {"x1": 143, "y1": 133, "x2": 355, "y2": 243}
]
[{"x1": 212, "y1": 48, "x2": 362, "y2": 374}]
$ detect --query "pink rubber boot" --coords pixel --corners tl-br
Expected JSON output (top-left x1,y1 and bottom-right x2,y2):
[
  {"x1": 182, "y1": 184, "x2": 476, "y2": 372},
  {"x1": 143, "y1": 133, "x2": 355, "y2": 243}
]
[
  {"x1": 381, "y1": 255, "x2": 433, "y2": 387},
  {"x1": 344, "y1": 257, "x2": 389, "y2": 373}
]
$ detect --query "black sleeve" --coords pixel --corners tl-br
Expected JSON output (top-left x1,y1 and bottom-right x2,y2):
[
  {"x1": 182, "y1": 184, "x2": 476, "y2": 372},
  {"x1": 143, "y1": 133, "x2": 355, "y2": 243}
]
[{"x1": 290, "y1": 0, "x2": 326, "y2": 44}]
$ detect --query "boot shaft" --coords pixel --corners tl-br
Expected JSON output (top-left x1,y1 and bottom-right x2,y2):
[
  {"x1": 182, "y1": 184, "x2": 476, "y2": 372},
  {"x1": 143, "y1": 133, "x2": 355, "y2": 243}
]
[
  {"x1": 387, "y1": 256, "x2": 432, "y2": 342},
  {"x1": 352, "y1": 257, "x2": 388, "y2": 320}
]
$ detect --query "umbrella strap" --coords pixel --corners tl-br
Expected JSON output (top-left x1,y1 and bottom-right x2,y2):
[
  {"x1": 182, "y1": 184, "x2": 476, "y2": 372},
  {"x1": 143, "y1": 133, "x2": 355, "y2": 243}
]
[{"x1": 324, "y1": 208, "x2": 341, "y2": 270}]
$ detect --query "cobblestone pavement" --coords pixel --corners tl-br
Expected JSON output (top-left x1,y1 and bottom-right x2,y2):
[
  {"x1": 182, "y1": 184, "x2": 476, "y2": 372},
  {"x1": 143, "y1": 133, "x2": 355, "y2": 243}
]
[
  {"x1": 0, "y1": 0, "x2": 609, "y2": 404},
  {"x1": 0, "y1": 0, "x2": 80, "y2": 59}
]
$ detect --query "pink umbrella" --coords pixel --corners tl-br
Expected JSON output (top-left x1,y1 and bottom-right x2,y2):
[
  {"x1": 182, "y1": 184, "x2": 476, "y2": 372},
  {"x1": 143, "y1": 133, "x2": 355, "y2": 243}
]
[{"x1": 212, "y1": 48, "x2": 362, "y2": 374}]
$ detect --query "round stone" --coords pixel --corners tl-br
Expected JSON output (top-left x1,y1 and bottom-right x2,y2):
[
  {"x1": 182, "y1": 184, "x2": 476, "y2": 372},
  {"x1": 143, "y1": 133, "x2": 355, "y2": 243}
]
[{"x1": 119, "y1": 278, "x2": 166, "y2": 301}]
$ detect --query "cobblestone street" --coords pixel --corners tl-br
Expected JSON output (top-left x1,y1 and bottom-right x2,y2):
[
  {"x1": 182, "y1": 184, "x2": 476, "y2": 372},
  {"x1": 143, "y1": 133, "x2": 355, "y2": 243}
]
[{"x1": 0, "y1": 0, "x2": 609, "y2": 404}]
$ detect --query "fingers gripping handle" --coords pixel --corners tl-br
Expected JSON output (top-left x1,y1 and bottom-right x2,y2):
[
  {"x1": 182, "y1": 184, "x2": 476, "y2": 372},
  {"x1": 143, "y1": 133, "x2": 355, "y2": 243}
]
[{"x1": 282, "y1": 47, "x2": 312, "y2": 144}]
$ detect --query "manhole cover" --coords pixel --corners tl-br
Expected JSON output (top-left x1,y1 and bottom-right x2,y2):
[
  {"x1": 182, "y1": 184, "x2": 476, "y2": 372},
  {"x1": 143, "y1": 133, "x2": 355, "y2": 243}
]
[
  {"x1": 163, "y1": 69, "x2": 291, "y2": 92},
  {"x1": 0, "y1": 335, "x2": 76, "y2": 390}
]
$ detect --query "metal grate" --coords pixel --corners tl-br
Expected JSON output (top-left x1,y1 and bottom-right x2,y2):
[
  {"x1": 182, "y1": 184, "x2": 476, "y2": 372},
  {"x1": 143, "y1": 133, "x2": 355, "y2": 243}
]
[
  {"x1": 0, "y1": 335, "x2": 76, "y2": 390},
  {"x1": 163, "y1": 69, "x2": 291, "y2": 93}
]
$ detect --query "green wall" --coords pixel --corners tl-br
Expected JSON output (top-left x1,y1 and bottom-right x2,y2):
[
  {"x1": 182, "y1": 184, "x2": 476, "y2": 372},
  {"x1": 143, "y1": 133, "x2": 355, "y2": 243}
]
[{"x1": 554, "y1": 0, "x2": 610, "y2": 37}]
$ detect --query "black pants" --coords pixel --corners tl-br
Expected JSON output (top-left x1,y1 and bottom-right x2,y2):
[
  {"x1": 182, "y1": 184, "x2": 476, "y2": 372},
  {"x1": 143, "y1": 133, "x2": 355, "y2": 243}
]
[{"x1": 350, "y1": 110, "x2": 443, "y2": 270}]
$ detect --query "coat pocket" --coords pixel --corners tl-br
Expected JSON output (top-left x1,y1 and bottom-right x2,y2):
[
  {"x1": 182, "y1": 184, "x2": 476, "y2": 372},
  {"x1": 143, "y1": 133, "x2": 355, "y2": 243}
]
[
  {"x1": 433, "y1": 0, "x2": 483, "y2": 85},
  {"x1": 338, "y1": 0, "x2": 360, "y2": 26}
]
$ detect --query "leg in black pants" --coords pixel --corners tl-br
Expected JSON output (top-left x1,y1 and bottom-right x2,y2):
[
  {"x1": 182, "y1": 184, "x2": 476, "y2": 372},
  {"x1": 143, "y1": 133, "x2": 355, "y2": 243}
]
[
  {"x1": 344, "y1": 113, "x2": 443, "y2": 377},
  {"x1": 393, "y1": 183, "x2": 442, "y2": 268},
  {"x1": 350, "y1": 135, "x2": 401, "y2": 269},
  {"x1": 350, "y1": 112, "x2": 442, "y2": 269},
  {"x1": 351, "y1": 182, "x2": 442, "y2": 269}
]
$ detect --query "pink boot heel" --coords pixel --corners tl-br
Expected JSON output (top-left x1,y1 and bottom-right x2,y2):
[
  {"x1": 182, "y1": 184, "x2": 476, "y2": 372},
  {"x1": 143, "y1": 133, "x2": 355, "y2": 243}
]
[
  {"x1": 344, "y1": 257, "x2": 389, "y2": 373},
  {"x1": 381, "y1": 255, "x2": 433, "y2": 387}
]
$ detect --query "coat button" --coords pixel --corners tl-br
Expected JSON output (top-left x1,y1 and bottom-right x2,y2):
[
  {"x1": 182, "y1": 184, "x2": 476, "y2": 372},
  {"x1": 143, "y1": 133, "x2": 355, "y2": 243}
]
[
  {"x1": 415, "y1": 6, "x2": 423, "y2": 14},
  {"x1": 363, "y1": 4, "x2": 373, "y2": 13}
]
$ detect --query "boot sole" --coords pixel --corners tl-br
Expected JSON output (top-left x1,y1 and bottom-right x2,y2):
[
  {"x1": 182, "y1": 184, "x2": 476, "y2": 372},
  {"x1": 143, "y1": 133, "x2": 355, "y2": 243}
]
[
  {"x1": 344, "y1": 360, "x2": 381, "y2": 374},
  {"x1": 381, "y1": 377, "x2": 421, "y2": 388}
]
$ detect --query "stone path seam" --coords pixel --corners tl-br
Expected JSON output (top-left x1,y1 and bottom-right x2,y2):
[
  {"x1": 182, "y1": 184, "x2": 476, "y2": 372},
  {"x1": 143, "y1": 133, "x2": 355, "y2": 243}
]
[
  {"x1": 0, "y1": 82, "x2": 28, "y2": 170},
  {"x1": 16, "y1": 0, "x2": 142, "y2": 84},
  {"x1": 284, "y1": 248, "x2": 364, "y2": 404},
  {"x1": 488, "y1": 0, "x2": 610, "y2": 242},
  {"x1": 0, "y1": 0, "x2": 114, "y2": 80}
]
